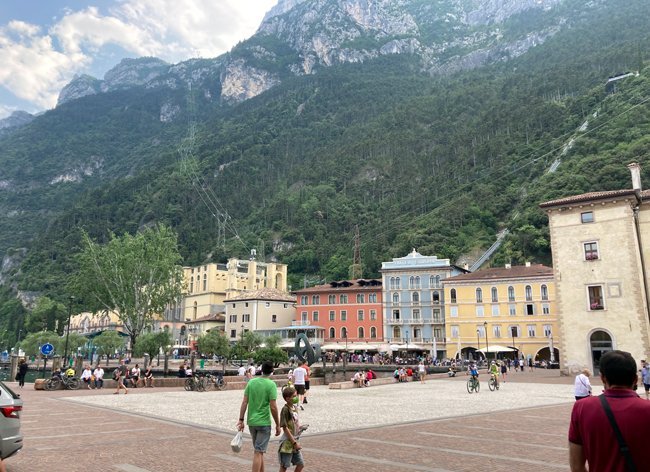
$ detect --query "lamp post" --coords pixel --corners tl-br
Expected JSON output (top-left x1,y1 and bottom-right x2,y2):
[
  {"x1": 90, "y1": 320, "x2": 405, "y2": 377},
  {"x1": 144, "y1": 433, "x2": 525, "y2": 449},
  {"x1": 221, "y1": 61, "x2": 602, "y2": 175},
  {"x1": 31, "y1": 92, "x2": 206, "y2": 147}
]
[
  {"x1": 476, "y1": 329, "x2": 480, "y2": 362},
  {"x1": 343, "y1": 331, "x2": 348, "y2": 377},
  {"x1": 240, "y1": 324, "x2": 245, "y2": 367},
  {"x1": 512, "y1": 331, "x2": 517, "y2": 360},
  {"x1": 484, "y1": 321, "x2": 489, "y2": 364},
  {"x1": 63, "y1": 296, "x2": 75, "y2": 367}
]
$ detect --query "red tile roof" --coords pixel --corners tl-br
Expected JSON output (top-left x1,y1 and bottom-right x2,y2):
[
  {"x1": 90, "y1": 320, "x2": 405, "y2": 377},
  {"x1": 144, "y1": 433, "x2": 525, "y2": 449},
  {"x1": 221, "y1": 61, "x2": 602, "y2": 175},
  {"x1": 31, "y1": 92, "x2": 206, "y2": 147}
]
[
  {"x1": 228, "y1": 288, "x2": 296, "y2": 302},
  {"x1": 295, "y1": 279, "x2": 382, "y2": 293},
  {"x1": 539, "y1": 189, "x2": 650, "y2": 208},
  {"x1": 445, "y1": 264, "x2": 553, "y2": 282}
]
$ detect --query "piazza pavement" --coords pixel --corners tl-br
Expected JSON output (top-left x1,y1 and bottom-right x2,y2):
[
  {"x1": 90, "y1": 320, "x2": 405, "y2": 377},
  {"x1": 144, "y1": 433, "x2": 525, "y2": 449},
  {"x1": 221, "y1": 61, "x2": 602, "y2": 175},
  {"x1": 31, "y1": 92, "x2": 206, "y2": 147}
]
[{"x1": 7, "y1": 368, "x2": 592, "y2": 471}]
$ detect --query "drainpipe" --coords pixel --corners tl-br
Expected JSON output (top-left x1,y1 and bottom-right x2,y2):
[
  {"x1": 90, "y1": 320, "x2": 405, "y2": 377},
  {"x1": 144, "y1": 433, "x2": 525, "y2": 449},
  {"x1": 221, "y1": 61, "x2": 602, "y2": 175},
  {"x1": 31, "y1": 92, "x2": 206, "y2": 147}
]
[{"x1": 628, "y1": 163, "x2": 650, "y2": 324}]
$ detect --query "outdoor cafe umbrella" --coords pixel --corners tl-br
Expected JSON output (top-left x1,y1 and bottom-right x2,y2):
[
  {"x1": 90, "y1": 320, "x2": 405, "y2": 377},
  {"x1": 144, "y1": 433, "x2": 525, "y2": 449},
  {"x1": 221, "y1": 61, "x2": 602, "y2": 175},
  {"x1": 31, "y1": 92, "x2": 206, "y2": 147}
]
[{"x1": 477, "y1": 345, "x2": 515, "y2": 353}]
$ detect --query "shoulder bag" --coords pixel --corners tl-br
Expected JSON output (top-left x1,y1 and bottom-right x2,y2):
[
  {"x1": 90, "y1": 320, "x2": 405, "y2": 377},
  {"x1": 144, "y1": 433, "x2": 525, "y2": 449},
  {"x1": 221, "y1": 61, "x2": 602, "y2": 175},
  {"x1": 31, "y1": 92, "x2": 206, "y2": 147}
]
[{"x1": 599, "y1": 394, "x2": 636, "y2": 472}]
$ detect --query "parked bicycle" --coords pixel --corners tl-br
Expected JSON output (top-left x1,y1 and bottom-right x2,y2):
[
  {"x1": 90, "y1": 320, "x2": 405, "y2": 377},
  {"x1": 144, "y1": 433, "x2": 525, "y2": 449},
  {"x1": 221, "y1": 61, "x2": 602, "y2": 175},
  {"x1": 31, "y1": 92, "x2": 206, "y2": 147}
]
[
  {"x1": 203, "y1": 372, "x2": 227, "y2": 391},
  {"x1": 45, "y1": 374, "x2": 80, "y2": 391},
  {"x1": 184, "y1": 373, "x2": 204, "y2": 391},
  {"x1": 467, "y1": 375, "x2": 480, "y2": 394}
]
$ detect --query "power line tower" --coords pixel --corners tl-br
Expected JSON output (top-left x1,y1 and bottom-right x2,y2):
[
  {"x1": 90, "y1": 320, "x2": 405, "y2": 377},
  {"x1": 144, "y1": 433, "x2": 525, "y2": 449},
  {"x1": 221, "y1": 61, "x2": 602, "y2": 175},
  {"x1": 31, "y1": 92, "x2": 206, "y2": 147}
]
[{"x1": 349, "y1": 225, "x2": 363, "y2": 280}]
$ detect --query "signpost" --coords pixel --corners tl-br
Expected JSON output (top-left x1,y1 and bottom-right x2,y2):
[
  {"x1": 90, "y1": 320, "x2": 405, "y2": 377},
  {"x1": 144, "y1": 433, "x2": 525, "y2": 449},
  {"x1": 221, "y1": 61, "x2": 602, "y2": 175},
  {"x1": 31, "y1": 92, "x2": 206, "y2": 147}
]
[{"x1": 41, "y1": 343, "x2": 54, "y2": 378}]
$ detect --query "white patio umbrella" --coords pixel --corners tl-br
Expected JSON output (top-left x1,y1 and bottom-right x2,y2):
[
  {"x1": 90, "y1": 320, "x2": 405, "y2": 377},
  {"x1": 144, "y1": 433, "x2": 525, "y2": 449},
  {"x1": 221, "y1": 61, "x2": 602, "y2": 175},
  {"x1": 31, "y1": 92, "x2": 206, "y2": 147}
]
[{"x1": 477, "y1": 345, "x2": 515, "y2": 353}]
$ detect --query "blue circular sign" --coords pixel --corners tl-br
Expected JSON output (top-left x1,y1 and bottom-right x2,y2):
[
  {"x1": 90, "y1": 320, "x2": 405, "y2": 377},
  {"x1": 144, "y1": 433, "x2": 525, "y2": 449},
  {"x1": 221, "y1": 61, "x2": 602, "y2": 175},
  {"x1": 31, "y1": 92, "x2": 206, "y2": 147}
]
[{"x1": 40, "y1": 343, "x2": 54, "y2": 356}]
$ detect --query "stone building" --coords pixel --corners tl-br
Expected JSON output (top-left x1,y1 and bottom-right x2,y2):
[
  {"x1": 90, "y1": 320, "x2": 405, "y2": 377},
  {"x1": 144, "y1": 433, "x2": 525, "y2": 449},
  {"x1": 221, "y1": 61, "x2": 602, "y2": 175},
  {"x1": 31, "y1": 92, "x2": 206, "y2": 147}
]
[{"x1": 540, "y1": 163, "x2": 650, "y2": 374}]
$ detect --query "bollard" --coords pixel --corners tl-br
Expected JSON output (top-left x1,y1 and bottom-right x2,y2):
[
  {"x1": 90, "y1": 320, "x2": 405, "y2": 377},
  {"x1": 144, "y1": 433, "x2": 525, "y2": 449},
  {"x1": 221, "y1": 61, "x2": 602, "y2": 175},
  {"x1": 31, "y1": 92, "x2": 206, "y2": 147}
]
[{"x1": 143, "y1": 353, "x2": 150, "y2": 370}]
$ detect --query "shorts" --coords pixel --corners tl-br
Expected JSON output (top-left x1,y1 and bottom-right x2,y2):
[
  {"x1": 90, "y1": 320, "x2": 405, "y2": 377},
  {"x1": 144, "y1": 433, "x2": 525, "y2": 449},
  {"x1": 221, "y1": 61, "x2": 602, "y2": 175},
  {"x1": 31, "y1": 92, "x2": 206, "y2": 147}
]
[
  {"x1": 295, "y1": 384, "x2": 306, "y2": 395},
  {"x1": 304, "y1": 380, "x2": 310, "y2": 390},
  {"x1": 279, "y1": 450, "x2": 304, "y2": 468},
  {"x1": 249, "y1": 425, "x2": 272, "y2": 453},
  {"x1": 644, "y1": 383, "x2": 650, "y2": 393}
]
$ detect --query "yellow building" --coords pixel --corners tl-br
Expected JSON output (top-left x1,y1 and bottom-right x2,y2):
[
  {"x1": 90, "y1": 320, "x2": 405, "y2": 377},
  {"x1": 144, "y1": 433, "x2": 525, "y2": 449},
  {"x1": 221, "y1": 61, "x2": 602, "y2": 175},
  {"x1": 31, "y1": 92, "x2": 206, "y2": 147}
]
[
  {"x1": 225, "y1": 288, "x2": 296, "y2": 341},
  {"x1": 182, "y1": 256, "x2": 287, "y2": 322},
  {"x1": 443, "y1": 263, "x2": 559, "y2": 363}
]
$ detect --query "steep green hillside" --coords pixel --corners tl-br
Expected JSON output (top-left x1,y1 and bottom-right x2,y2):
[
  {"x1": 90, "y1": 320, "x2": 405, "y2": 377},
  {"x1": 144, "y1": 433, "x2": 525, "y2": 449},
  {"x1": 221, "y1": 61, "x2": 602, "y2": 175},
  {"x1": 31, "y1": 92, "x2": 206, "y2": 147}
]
[{"x1": 0, "y1": 0, "x2": 648, "y2": 331}]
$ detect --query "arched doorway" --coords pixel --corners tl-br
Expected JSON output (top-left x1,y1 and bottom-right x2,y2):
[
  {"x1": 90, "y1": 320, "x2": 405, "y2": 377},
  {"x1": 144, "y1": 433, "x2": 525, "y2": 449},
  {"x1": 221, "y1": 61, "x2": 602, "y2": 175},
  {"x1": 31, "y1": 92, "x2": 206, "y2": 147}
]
[
  {"x1": 535, "y1": 347, "x2": 560, "y2": 366},
  {"x1": 590, "y1": 330, "x2": 613, "y2": 375}
]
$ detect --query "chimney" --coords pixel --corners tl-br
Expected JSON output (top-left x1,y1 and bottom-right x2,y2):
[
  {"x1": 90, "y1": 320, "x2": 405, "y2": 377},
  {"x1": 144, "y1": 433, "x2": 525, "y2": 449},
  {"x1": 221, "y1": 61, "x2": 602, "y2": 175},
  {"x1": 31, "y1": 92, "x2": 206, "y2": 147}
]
[
  {"x1": 628, "y1": 162, "x2": 642, "y2": 192},
  {"x1": 463, "y1": 263, "x2": 469, "y2": 270},
  {"x1": 525, "y1": 261, "x2": 531, "y2": 267},
  {"x1": 505, "y1": 263, "x2": 511, "y2": 269}
]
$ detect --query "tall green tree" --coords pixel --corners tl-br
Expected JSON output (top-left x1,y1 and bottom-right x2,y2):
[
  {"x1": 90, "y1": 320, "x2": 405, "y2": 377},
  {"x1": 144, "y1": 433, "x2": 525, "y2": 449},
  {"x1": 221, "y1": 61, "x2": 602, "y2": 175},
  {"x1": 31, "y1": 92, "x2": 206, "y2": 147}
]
[
  {"x1": 197, "y1": 330, "x2": 231, "y2": 372},
  {"x1": 132, "y1": 330, "x2": 172, "y2": 358},
  {"x1": 25, "y1": 297, "x2": 67, "y2": 334},
  {"x1": 72, "y1": 225, "x2": 185, "y2": 349},
  {"x1": 92, "y1": 330, "x2": 126, "y2": 365}
]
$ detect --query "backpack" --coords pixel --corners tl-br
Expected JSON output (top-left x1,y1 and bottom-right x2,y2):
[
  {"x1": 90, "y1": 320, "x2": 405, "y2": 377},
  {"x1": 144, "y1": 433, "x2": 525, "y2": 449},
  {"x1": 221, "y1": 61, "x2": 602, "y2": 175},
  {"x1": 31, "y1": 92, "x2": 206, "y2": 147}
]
[{"x1": 113, "y1": 368, "x2": 120, "y2": 380}]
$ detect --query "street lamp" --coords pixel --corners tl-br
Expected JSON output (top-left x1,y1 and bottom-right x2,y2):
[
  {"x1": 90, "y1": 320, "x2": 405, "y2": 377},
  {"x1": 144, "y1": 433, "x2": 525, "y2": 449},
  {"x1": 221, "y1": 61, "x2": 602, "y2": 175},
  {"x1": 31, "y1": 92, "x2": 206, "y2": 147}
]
[
  {"x1": 484, "y1": 321, "x2": 489, "y2": 364},
  {"x1": 343, "y1": 330, "x2": 348, "y2": 376},
  {"x1": 405, "y1": 329, "x2": 409, "y2": 348},
  {"x1": 63, "y1": 296, "x2": 75, "y2": 367},
  {"x1": 476, "y1": 329, "x2": 480, "y2": 362},
  {"x1": 512, "y1": 330, "x2": 517, "y2": 360}
]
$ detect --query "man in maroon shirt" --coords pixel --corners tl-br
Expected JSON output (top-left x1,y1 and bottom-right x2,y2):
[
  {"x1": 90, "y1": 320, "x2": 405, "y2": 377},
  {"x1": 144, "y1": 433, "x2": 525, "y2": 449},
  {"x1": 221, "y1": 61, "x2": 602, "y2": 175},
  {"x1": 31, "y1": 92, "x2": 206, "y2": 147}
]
[{"x1": 569, "y1": 350, "x2": 650, "y2": 472}]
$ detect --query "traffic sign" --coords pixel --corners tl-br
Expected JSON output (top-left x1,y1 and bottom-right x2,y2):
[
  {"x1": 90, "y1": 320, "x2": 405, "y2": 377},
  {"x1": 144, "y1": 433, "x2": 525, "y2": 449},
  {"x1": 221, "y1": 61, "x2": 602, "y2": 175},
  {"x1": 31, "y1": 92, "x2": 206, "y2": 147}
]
[{"x1": 40, "y1": 343, "x2": 54, "y2": 356}]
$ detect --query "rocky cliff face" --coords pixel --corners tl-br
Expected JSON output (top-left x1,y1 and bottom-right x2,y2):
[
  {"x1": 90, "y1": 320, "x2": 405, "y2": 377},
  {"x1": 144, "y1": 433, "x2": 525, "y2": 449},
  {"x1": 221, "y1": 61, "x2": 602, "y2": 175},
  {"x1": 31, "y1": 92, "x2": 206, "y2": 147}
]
[
  {"x1": 55, "y1": 0, "x2": 573, "y2": 110},
  {"x1": 0, "y1": 111, "x2": 35, "y2": 138}
]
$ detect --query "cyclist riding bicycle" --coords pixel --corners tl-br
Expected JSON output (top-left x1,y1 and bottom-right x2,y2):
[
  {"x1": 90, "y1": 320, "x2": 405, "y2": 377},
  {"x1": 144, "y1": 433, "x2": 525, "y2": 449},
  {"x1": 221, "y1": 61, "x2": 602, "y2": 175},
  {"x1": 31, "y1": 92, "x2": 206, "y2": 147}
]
[
  {"x1": 489, "y1": 361, "x2": 499, "y2": 387},
  {"x1": 469, "y1": 362, "x2": 479, "y2": 379}
]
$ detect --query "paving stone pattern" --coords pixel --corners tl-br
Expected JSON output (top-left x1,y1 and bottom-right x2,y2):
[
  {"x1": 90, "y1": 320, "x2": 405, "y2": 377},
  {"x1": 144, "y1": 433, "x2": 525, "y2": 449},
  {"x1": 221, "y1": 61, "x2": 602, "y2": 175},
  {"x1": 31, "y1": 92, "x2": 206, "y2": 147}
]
[{"x1": 7, "y1": 369, "x2": 579, "y2": 471}]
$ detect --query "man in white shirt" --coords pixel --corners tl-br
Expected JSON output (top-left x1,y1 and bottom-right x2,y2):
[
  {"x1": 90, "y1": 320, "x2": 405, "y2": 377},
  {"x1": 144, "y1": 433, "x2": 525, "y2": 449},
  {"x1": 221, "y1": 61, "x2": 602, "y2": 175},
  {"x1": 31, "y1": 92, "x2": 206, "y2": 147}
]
[
  {"x1": 292, "y1": 361, "x2": 307, "y2": 410},
  {"x1": 238, "y1": 365, "x2": 247, "y2": 376},
  {"x1": 93, "y1": 365, "x2": 104, "y2": 389}
]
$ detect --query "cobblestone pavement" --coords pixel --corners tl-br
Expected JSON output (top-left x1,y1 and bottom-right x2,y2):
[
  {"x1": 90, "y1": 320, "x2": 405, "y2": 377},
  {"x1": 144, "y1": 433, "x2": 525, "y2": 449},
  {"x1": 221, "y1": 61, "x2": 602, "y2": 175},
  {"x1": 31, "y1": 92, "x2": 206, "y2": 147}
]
[{"x1": 6, "y1": 369, "x2": 582, "y2": 472}]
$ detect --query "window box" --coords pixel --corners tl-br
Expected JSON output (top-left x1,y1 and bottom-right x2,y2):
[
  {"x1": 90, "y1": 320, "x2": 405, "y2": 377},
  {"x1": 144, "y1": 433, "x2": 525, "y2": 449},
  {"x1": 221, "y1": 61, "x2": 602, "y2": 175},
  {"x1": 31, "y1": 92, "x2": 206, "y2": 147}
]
[
  {"x1": 585, "y1": 253, "x2": 599, "y2": 261},
  {"x1": 590, "y1": 303, "x2": 604, "y2": 310}
]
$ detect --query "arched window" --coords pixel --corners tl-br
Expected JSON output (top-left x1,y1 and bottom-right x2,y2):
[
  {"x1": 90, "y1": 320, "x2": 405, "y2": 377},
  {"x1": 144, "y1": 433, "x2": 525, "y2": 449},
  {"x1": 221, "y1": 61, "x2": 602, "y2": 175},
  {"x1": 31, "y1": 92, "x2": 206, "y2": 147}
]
[
  {"x1": 476, "y1": 288, "x2": 483, "y2": 303},
  {"x1": 508, "y1": 286, "x2": 515, "y2": 301},
  {"x1": 393, "y1": 326, "x2": 400, "y2": 339},
  {"x1": 341, "y1": 327, "x2": 348, "y2": 339},
  {"x1": 358, "y1": 327, "x2": 364, "y2": 339},
  {"x1": 190, "y1": 279, "x2": 194, "y2": 293},
  {"x1": 390, "y1": 277, "x2": 395, "y2": 289},
  {"x1": 393, "y1": 293, "x2": 399, "y2": 304},
  {"x1": 412, "y1": 292, "x2": 420, "y2": 303},
  {"x1": 329, "y1": 327, "x2": 335, "y2": 339},
  {"x1": 203, "y1": 274, "x2": 207, "y2": 291},
  {"x1": 491, "y1": 287, "x2": 498, "y2": 302},
  {"x1": 429, "y1": 276, "x2": 435, "y2": 287},
  {"x1": 415, "y1": 276, "x2": 421, "y2": 289},
  {"x1": 541, "y1": 284, "x2": 549, "y2": 301},
  {"x1": 450, "y1": 288, "x2": 457, "y2": 303},
  {"x1": 525, "y1": 285, "x2": 533, "y2": 301},
  {"x1": 395, "y1": 277, "x2": 401, "y2": 289},
  {"x1": 409, "y1": 276, "x2": 415, "y2": 289},
  {"x1": 432, "y1": 291, "x2": 440, "y2": 304},
  {"x1": 370, "y1": 327, "x2": 377, "y2": 339}
]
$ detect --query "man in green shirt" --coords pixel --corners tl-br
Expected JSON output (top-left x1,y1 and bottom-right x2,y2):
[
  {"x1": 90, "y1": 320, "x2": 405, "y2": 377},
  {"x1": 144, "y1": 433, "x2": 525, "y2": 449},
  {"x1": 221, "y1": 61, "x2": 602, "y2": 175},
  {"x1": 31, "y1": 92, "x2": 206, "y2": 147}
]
[{"x1": 237, "y1": 361, "x2": 281, "y2": 472}]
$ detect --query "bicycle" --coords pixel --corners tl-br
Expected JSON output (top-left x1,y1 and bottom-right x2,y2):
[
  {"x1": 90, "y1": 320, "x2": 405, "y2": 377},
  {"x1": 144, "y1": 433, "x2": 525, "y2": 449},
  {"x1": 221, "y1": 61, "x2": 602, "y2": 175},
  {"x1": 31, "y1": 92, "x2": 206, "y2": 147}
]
[
  {"x1": 45, "y1": 375, "x2": 80, "y2": 391},
  {"x1": 467, "y1": 375, "x2": 480, "y2": 393},
  {"x1": 488, "y1": 374, "x2": 500, "y2": 391},
  {"x1": 203, "y1": 373, "x2": 227, "y2": 391},
  {"x1": 184, "y1": 373, "x2": 204, "y2": 392}
]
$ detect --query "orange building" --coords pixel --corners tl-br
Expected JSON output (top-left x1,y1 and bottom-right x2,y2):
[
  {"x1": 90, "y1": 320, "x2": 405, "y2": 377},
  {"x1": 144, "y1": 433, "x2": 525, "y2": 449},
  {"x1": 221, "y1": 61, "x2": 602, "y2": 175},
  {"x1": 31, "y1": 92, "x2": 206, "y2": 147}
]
[{"x1": 294, "y1": 279, "x2": 384, "y2": 350}]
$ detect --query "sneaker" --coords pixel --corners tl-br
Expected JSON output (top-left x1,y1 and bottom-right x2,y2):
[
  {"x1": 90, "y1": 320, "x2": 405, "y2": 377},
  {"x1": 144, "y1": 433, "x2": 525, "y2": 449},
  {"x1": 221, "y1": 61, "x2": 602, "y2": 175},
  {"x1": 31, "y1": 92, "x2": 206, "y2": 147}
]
[
  {"x1": 300, "y1": 405, "x2": 304, "y2": 411},
  {"x1": 303, "y1": 399, "x2": 308, "y2": 404}
]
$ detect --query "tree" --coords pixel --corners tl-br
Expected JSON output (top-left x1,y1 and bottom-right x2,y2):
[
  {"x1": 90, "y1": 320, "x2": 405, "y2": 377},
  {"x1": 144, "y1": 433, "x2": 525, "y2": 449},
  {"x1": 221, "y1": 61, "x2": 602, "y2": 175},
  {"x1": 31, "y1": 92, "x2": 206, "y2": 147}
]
[
  {"x1": 93, "y1": 331, "x2": 126, "y2": 365},
  {"x1": 19, "y1": 331, "x2": 61, "y2": 357},
  {"x1": 25, "y1": 297, "x2": 66, "y2": 334},
  {"x1": 132, "y1": 331, "x2": 172, "y2": 359},
  {"x1": 72, "y1": 225, "x2": 184, "y2": 349},
  {"x1": 197, "y1": 330, "x2": 231, "y2": 372},
  {"x1": 252, "y1": 347, "x2": 288, "y2": 367}
]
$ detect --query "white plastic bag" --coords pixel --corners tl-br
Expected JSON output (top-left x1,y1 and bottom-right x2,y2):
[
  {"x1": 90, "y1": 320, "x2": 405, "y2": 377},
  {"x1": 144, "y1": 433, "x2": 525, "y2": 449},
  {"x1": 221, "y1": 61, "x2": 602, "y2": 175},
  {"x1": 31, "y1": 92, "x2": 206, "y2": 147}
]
[{"x1": 230, "y1": 431, "x2": 243, "y2": 453}]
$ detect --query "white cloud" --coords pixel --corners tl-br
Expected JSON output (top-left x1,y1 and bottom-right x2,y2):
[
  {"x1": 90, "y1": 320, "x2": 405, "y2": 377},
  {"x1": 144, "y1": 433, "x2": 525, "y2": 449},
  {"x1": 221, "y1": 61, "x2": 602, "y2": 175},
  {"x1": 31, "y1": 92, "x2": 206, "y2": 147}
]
[{"x1": 0, "y1": 0, "x2": 277, "y2": 113}]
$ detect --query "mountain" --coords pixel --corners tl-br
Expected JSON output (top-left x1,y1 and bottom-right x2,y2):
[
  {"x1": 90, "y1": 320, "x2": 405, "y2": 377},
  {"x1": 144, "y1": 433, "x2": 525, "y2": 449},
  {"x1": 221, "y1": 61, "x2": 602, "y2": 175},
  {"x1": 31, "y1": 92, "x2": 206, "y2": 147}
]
[
  {"x1": 0, "y1": 0, "x2": 650, "y2": 340},
  {"x1": 0, "y1": 111, "x2": 35, "y2": 138}
]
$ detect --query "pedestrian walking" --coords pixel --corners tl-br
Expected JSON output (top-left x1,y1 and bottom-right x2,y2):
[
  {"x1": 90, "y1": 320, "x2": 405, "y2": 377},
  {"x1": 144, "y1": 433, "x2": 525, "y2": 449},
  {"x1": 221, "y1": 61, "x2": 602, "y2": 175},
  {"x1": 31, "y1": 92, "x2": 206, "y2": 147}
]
[
  {"x1": 278, "y1": 386, "x2": 305, "y2": 472},
  {"x1": 418, "y1": 361, "x2": 426, "y2": 384},
  {"x1": 113, "y1": 359, "x2": 128, "y2": 394},
  {"x1": 292, "y1": 361, "x2": 307, "y2": 409},
  {"x1": 519, "y1": 358, "x2": 525, "y2": 372},
  {"x1": 16, "y1": 359, "x2": 28, "y2": 388},
  {"x1": 236, "y1": 361, "x2": 281, "y2": 472},
  {"x1": 640, "y1": 359, "x2": 650, "y2": 400},
  {"x1": 574, "y1": 369, "x2": 592, "y2": 401},
  {"x1": 500, "y1": 361, "x2": 508, "y2": 383},
  {"x1": 569, "y1": 350, "x2": 650, "y2": 472}
]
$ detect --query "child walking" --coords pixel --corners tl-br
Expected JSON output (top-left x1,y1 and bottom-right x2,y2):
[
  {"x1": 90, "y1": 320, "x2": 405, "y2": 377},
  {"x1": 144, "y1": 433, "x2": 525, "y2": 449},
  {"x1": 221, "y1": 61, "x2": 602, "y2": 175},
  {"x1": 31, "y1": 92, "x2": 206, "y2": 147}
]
[{"x1": 278, "y1": 386, "x2": 305, "y2": 472}]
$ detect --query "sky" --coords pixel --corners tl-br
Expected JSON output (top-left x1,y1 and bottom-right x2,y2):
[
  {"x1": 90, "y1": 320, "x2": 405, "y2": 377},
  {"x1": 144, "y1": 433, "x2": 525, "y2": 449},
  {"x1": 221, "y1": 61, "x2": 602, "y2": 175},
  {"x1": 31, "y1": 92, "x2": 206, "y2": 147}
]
[{"x1": 0, "y1": 0, "x2": 277, "y2": 118}]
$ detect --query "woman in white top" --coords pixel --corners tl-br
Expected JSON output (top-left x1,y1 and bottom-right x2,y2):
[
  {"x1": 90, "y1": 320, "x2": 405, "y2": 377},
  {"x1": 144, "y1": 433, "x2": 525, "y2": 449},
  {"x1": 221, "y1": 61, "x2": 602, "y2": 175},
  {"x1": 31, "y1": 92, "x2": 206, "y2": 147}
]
[{"x1": 574, "y1": 368, "x2": 592, "y2": 400}]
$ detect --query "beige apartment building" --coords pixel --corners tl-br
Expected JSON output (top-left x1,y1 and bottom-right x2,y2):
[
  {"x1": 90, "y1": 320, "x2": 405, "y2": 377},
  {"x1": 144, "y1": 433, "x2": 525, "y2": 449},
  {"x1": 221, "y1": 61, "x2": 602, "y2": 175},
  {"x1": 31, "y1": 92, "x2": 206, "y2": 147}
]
[
  {"x1": 540, "y1": 163, "x2": 650, "y2": 374},
  {"x1": 182, "y1": 256, "x2": 287, "y2": 322},
  {"x1": 224, "y1": 288, "x2": 296, "y2": 341}
]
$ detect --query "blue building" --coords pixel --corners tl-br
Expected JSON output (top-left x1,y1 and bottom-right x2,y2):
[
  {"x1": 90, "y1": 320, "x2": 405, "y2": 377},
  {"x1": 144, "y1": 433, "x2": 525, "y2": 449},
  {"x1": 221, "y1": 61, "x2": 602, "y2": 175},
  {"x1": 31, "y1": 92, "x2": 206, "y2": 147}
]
[{"x1": 381, "y1": 249, "x2": 468, "y2": 359}]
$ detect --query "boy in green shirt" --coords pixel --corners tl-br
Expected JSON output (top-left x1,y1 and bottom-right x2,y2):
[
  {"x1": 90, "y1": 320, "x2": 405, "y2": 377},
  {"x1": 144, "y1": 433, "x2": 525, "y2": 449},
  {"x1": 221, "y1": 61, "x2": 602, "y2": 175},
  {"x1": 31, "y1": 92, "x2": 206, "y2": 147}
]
[{"x1": 278, "y1": 386, "x2": 305, "y2": 472}]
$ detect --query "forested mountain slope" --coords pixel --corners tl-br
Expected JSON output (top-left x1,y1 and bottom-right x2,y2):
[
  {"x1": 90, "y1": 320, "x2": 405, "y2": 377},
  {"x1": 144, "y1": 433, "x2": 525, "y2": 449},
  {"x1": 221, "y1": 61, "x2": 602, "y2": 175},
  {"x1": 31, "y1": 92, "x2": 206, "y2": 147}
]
[{"x1": 0, "y1": 0, "x2": 649, "y2": 329}]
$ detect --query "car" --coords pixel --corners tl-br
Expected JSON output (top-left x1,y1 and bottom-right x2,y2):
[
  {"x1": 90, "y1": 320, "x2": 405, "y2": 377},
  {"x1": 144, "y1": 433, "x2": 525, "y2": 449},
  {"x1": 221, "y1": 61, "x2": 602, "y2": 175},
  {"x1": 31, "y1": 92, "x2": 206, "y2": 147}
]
[{"x1": 0, "y1": 380, "x2": 23, "y2": 460}]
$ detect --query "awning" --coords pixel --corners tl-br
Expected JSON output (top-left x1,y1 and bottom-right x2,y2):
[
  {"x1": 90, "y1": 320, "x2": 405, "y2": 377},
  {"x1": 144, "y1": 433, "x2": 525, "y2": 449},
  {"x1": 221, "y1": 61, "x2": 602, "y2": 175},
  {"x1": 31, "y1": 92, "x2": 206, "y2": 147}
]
[
  {"x1": 477, "y1": 345, "x2": 516, "y2": 353},
  {"x1": 321, "y1": 343, "x2": 345, "y2": 350},
  {"x1": 172, "y1": 345, "x2": 190, "y2": 349},
  {"x1": 396, "y1": 344, "x2": 425, "y2": 350}
]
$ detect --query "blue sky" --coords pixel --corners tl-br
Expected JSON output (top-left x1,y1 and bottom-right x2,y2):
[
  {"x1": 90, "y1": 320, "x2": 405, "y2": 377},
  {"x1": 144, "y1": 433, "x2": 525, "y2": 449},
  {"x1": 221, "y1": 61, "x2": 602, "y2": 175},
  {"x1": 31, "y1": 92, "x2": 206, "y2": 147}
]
[{"x1": 0, "y1": 0, "x2": 277, "y2": 118}]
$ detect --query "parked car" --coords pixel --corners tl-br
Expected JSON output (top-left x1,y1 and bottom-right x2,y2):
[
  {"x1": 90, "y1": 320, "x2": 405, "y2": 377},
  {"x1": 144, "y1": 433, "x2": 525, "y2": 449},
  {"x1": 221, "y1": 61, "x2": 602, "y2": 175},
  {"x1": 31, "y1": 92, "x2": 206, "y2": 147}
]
[{"x1": 0, "y1": 381, "x2": 23, "y2": 459}]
